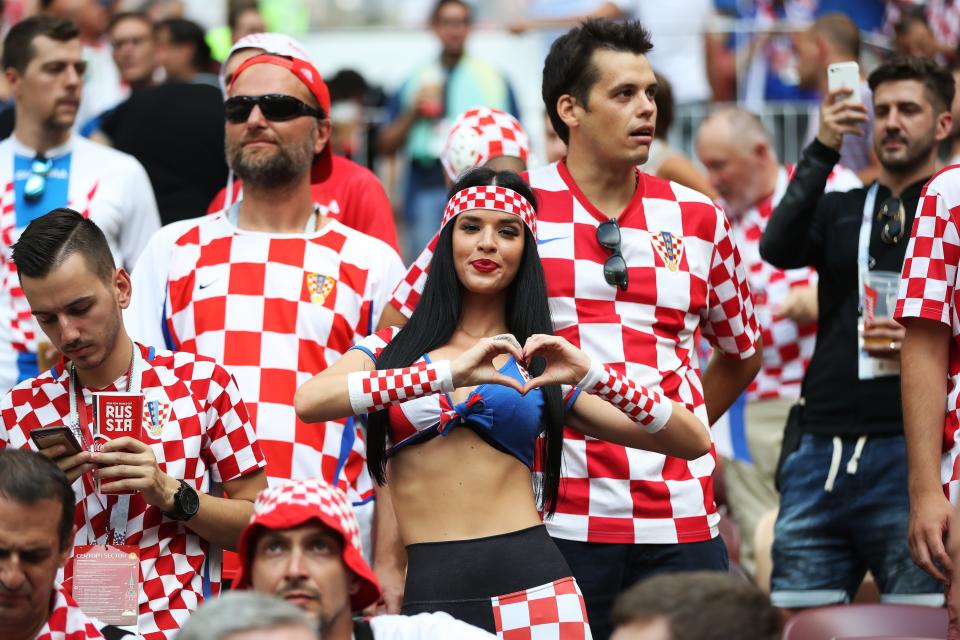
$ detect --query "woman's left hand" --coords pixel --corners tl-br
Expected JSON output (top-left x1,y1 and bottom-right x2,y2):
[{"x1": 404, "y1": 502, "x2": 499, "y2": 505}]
[{"x1": 521, "y1": 334, "x2": 592, "y2": 393}]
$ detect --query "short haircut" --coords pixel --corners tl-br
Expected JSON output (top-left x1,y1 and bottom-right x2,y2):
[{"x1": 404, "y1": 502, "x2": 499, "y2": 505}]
[
  {"x1": 12, "y1": 208, "x2": 116, "y2": 283},
  {"x1": 155, "y1": 17, "x2": 212, "y2": 72},
  {"x1": 0, "y1": 449, "x2": 75, "y2": 552},
  {"x1": 702, "y1": 105, "x2": 774, "y2": 151},
  {"x1": 542, "y1": 18, "x2": 654, "y2": 144},
  {"x1": 868, "y1": 55, "x2": 956, "y2": 114},
  {"x1": 176, "y1": 592, "x2": 315, "y2": 640},
  {"x1": 429, "y1": 0, "x2": 472, "y2": 25},
  {"x1": 3, "y1": 16, "x2": 79, "y2": 73},
  {"x1": 228, "y1": 1, "x2": 261, "y2": 32},
  {"x1": 612, "y1": 571, "x2": 779, "y2": 640},
  {"x1": 108, "y1": 11, "x2": 153, "y2": 35},
  {"x1": 811, "y1": 13, "x2": 860, "y2": 60}
]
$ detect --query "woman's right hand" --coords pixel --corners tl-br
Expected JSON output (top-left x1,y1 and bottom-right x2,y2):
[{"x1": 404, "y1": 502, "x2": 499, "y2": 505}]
[{"x1": 450, "y1": 334, "x2": 526, "y2": 393}]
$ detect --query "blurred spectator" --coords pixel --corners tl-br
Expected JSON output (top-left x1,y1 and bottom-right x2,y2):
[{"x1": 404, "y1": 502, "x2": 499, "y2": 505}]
[
  {"x1": 210, "y1": 33, "x2": 399, "y2": 253},
  {"x1": 542, "y1": 111, "x2": 566, "y2": 164},
  {"x1": 760, "y1": 56, "x2": 952, "y2": 614},
  {"x1": 327, "y1": 68, "x2": 387, "y2": 170},
  {"x1": 230, "y1": 1, "x2": 266, "y2": 43},
  {"x1": 885, "y1": 0, "x2": 959, "y2": 61},
  {"x1": 893, "y1": 7, "x2": 942, "y2": 61},
  {"x1": 648, "y1": 72, "x2": 716, "y2": 199},
  {"x1": 609, "y1": 571, "x2": 779, "y2": 640},
  {"x1": 82, "y1": 11, "x2": 159, "y2": 139},
  {"x1": 176, "y1": 592, "x2": 317, "y2": 640},
  {"x1": 377, "y1": 0, "x2": 519, "y2": 261},
  {"x1": 154, "y1": 17, "x2": 217, "y2": 85},
  {"x1": 143, "y1": 0, "x2": 184, "y2": 22},
  {"x1": 797, "y1": 13, "x2": 879, "y2": 184},
  {"x1": 947, "y1": 61, "x2": 960, "y2": 166},
  {"x1": 41, "y1": 0, "x2": 125, "y2": 133},
  {"x1": 0, "y1": 449, "x2": 131, "y2": 640},
  {"x1": 696, "y1": 106, "x2": 859, "y2": 577},
  {"x1": 0, "y1": 15, "x2": 159, "y2": 391}
]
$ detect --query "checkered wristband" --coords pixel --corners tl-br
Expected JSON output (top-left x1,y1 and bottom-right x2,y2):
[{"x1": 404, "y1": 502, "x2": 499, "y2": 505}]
[
  {"x1": 578, "y1": 359, "x2": 673, "y2": 433},
  {"x1": 347, "y1": 361, "x2": 454, "y2": 415}
]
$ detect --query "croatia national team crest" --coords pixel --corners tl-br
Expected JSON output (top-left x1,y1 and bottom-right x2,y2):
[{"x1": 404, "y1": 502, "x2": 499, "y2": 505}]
[
  {"x1": 143, "y1": 399, "x2": 171, "y2": 439},
  {"x1": 306, "y1": 273, "x2": 336, "y2": 305},
  {"x1": 650, "y1": 230, "x2": 684, "y2": 272}
]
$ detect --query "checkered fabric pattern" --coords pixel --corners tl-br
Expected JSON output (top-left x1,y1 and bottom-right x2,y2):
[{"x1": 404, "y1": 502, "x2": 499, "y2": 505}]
[
  {"x1": 491, "y1": 577, "x2": 591, "y2": 640},
  {"x1": 580, "y1": 360, "x2": 671, "y2": 433},
  {"x1": 441, "y1": 185, "x2": 537, "y2": 236},
  {"x1": 0, "y1": 135, "x2": 159, "y2": 394},
  {"x1": 36, "y1": 584, "x2": 106, "y2": 640},
  {"x1": 441, "y1": 107, "x2": 530, "y2": 182},
  {"x1": 128, "y1": 213, "x2": 405, "y2": 503},
  {"x1": 0, "y1": 343, "x2": 265, "y2": 640},
  {"x1": 253, "y1": 479, "x2": 363, "y2": 552},
  {"x1": 349, "y1": 360, "x2": 452, "y2": 414},
  {"x1": 390, "y1": 162, "x2": 759, "y2": 544},
  {"x1": 894, "y1": 165, "x2": 960, "y2": 499},
  {"x1": 726, "y1": 164, "x2": 860, "y2": 401}
]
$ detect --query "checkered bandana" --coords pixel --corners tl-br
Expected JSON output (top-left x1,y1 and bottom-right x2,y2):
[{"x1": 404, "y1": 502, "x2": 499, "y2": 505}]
[
  {"x1": 441, "y1": 107, "x2": 530, "y2": 182},
  {"x1": 440, "y1": 185, "x2": 536, "y2": 236}
]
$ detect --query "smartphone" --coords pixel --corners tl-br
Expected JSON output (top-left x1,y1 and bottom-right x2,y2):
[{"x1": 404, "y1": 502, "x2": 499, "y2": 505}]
[
  {"x1": 827, "y1": 61, "x2": 861, "y2": 103},
  {"x1": 30, "y1": 425, "x2": 82, "y2": 454}
]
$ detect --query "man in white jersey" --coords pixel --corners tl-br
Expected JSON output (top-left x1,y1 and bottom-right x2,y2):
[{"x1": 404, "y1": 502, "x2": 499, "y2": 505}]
[
  {"x1": 0, "y1": 16, "x2": 159, "y2": 393},
  {"x1": 125, "y1": 51, "x2": 406, "y2": 609},
  {"x1": 383, "y1": 19, "x2": 762, "y2": 640}
]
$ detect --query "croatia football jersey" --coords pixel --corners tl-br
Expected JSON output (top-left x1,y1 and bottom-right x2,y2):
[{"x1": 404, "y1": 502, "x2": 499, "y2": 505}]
[
  {"x1": 895, "y1": 165, "x2": 960, "y2": 500},
  {"x1": 0, "y1": 344, "x2": 265, "y2": 640},
  {"x1": 36, "y1": 584, "x2": 106, "y2": 640},
  {"x1": 0, "y1": 135, "x2": 160, "y2": 393},
  {"x1": 727, "y1": 164, "x2": 860, "y2": 401},
  {"x1": 126, "y1": 210, "x2": 405, "y2": 506},
  {"x1": 390, "y1": 162, "x2": 760, "y2": 544}
]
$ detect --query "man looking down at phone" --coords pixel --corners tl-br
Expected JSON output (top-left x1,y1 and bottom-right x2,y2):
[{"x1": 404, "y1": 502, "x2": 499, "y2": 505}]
[
  {"x1": 0, "y1": 209, "x2": 267, "y2": 640},
  {"x1": 760, "y1": 56, "x2": 952, "y2": 613}
]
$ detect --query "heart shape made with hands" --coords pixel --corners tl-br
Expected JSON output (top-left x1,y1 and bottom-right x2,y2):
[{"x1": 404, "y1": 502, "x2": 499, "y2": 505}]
[{"x1": 456, "y1": 333, "x2": 590, "y2": 395}]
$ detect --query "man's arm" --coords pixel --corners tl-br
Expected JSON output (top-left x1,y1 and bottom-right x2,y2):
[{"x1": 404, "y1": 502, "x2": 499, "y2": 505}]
[
  {"x1": 901, "y1": 317, "x2": 953, "y2": 582},
  {"x1": 702, "y1": 342, "x2": 763, "y2": 425},
  {"x1": 371, "y1": 485, "x2": 406, "y2": 614}
]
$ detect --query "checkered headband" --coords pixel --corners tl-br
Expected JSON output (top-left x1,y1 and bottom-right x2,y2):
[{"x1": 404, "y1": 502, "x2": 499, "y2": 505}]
[
  {"x1": 441, "y1": 185, "x2": 537, "y2": 236},
  {"x1": 235, "y1": 479, "x2": 381, "y2": 611},
  {"x1": 441, "y1": 107, "x2": 530, "y2": 182}
]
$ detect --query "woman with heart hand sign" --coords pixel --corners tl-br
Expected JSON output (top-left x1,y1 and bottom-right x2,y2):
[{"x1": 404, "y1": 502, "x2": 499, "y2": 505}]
[{"x1": 294, "y1": 169, "x2": 710, "y2": 637}]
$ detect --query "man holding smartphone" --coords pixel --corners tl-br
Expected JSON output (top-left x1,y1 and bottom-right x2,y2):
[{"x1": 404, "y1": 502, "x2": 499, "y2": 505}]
[
  {"x1": 760, "y1": 56, "x2": 952, "y2": 613},
  {"x1": 0, "y1": 209, "x2": 268, "y2": 640}
]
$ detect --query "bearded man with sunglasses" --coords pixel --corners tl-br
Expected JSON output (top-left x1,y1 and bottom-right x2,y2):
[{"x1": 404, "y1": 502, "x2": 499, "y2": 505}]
[
  {"x1": 0, "y1": 16, "x2": 159, "y2": 395},
  {"x1": 125, "y1": 52, "x2": 406, "y2": 601},
  {"x1": 760, "y1": 56, "x2": 953, "y2": 614}
]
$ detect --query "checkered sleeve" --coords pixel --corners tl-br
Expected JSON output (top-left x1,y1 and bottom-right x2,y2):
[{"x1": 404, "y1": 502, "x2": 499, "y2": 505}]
[
  {"x1": 194, "y1": 357, "x2": 265, "y2": 483},
  {"x1": 896, "y1": 183, "x2": 960, "y2": 326},
  {"x1": 349, "y1": 326, "x2": 402, "y2": 364},
  {"x1": 388, "y1": 232, "x2": 439, "y2": 318},
  {"x1": 701, "y1": 207, "x2": 760, "y2": 357}
]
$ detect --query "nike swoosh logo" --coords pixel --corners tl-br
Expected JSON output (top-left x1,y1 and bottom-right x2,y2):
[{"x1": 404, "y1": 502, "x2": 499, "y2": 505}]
[
  {"x1": 198, "y1": 280, "x2": 217, "y2": 290},
  {"x1": 536, "y1": 236, "x2": 570, "y2": 245}
]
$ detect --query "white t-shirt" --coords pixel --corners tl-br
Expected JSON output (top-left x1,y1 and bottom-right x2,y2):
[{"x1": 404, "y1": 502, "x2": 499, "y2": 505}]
[
  {"x1": 0, "y1": 134, "x2": 159, "y2": 393},
  {"x1": 369, "y1": 612, "x2": 496, "y2": 639}
]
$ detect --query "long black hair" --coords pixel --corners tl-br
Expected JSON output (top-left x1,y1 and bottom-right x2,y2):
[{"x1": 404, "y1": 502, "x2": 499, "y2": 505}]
[{"x1": 367, "y1": 168, "x2": 566, "y2": 515}]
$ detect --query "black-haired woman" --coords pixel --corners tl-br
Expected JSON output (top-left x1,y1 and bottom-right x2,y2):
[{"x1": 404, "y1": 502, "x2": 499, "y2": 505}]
[{"x1": 294, "y1": 168, "x2": 710, "y2": 637}]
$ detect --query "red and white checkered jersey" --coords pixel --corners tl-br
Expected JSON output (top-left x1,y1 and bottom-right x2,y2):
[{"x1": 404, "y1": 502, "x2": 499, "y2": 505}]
[
  {"x1": 36, "y1": 584, "x2": 106, "y2": 640},
  {"x1": 0, "y1": 344, "x2": 265, "y2": 640},
  {"x1": 390, "y1": 162, "x2": 760, "y2": 544},
  {"x1": 894, "y1": 165, "x2": 960, "y2": 501},
  {"x1": 726, "y1": 164, "x2": 860, "y2": 401},
  {"x1": 126, "y1": 212, "x2": 405, "y2": 503},
  {"x1": 491, "y1": 577, "x2": 591, "y2": 640},
  {"x1": 0, "y1": 135, "x2": 159, "y2": 394}
]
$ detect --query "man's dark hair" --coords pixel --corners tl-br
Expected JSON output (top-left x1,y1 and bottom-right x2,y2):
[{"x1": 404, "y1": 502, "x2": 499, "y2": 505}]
[
  {"x1": 228, "y1": 1, "x2": 261, "y2": 32},
  {"x1": 542, "y1": 18, "x2": 654, "y2": 144},
  {"x1": 612, "y1": 571, "x2": 779, "y2": 640},
  {"x1": 12, "y1": 208, "x2": 115, "y2": 283},
  {"x1": 155, "y1": 17, "x2": 212, "y2": 73},
  {"x1": 868, "y1": 55, "x2": 955, "y2": 114},
  {"x1": 108, "y1": 10, "x2": 153, "y2": 35},
  {"x1": 3, "y1": 16, "x2": 79, "y2": 72},
  {"x1": 0, "y1": 449, "x2": 75, "y2": 551},
  {"x1": 429, "y1": 0, "x2": 472, "y2": 25},
  {"x1": 653, "y1": 72, "x2": 673, "y2": 141}
]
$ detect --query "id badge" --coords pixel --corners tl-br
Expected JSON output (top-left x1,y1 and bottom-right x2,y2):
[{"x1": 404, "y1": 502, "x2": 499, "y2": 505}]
[{"x1": 67, "y1": 544, "x2": 140, "y2": 629}]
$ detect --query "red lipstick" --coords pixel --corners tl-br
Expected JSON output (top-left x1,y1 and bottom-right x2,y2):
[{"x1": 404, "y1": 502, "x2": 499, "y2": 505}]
[{"x1": 471, "y1": 259, "x2": 499, "y2": 272}]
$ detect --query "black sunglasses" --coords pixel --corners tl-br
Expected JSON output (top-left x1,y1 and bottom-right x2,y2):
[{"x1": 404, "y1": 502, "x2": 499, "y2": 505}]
[
  {"x1": 877, "y1": 197, "x2": 905, "y2": 245},
  {"x1": 597, "y1": 218, "x2": 628, "y2": 290},
  {"x1": 24, "y1": 156, "x2": 52, "y2": 202},
  {"x1": 224, "y1": 94, "x2": 325, "y2": 124}
]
